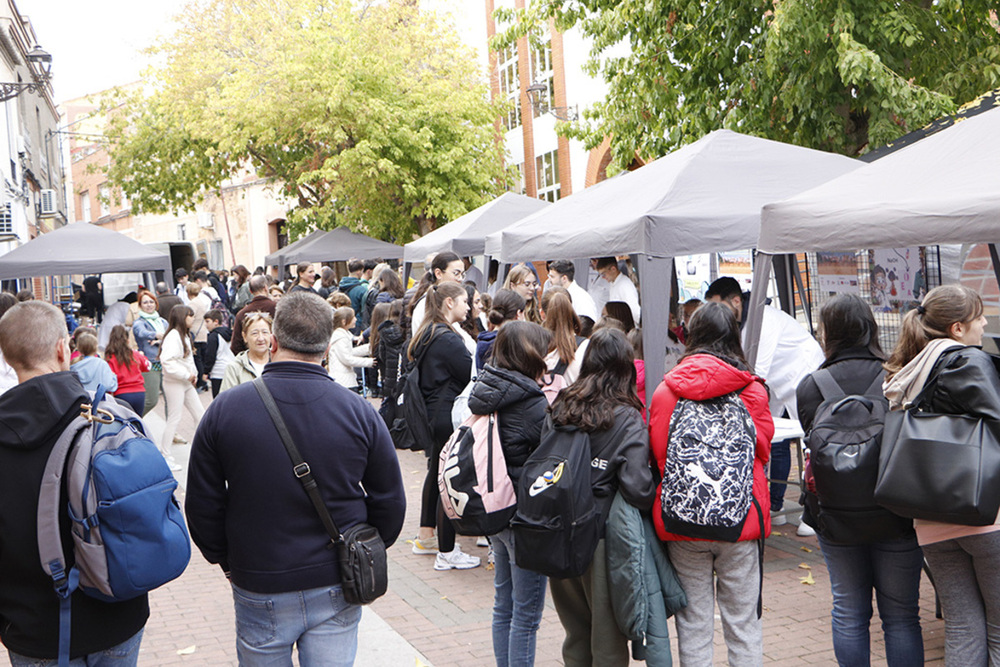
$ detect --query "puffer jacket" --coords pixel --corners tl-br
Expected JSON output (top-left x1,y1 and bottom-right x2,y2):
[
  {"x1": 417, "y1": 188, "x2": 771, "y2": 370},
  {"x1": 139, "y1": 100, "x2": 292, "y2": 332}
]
[
  {"x1": 376, "y1": 320, "x2": 405, "y2": 399},
  {"x1": 467, "y1": 365, "x2": 548, "y2": 486},
  {"x1": 606, "y1": 492, "x2": 687, "y2": 666},
  {"x1": 649, "y1": 353, "x2": 774, "y2": 542}
]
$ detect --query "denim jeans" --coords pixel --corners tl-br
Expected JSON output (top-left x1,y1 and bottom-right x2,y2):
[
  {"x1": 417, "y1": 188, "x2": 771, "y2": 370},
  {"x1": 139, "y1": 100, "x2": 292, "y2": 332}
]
[
  {"x1": 7, "y1": 628, "x2": 143, "y2": 667},
  {"x1": 769, "y1": 438, "x2": 792, "y2": 511},
  {"x1": 492, "y1": 529, "x2": 547, "y2": 667},
  {"x1": 232, "y1": 583, "x2": 362, "y2": 667},
  {"x1": 818, "y1": 535, "x2": 924, "y2": 667}
]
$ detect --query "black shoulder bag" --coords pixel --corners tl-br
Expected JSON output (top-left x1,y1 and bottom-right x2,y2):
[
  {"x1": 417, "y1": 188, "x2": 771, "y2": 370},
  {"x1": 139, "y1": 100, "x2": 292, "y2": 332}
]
[{"x1": 253, "y1": 378, "x2": 388, "y2": 604}]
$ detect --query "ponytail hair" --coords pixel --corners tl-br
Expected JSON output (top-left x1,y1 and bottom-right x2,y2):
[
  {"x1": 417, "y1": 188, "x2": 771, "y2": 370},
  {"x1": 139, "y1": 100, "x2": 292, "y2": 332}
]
[
  {"x1": 407, "y1": 281, "x2": 466, "y2": 361},
  {"x1": 541, "y1": 288, "x2": 579, "y2": 365},
  {"x1": 408, "y1": 251, "x2": 462, "y2": 319},
  {"x1": 488, "y1": 289, "x2": 525, "y2": 329},
  {"x1": 885, "y1": 285, "x2": 983, "y2": 380}
]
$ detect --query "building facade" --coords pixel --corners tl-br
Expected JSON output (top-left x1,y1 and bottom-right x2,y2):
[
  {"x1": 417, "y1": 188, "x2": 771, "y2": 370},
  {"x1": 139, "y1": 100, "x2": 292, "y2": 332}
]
[{"x1": 0, "y1": 0, "x2": 67, "y2": 296}]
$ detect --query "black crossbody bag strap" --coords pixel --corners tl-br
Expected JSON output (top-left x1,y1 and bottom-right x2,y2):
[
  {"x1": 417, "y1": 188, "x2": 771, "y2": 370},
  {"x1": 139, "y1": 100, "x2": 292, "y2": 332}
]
[{"x1": 253, "y1": 378, "x2": 344, "y2": 546}]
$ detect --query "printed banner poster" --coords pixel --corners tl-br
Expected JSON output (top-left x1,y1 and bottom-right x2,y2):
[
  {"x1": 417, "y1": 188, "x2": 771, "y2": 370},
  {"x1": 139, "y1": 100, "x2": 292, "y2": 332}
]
[
  {"x1": 676, "y1": 254, "x2": 712, "y2": 301},
  {"x1": 870, "y1": 248, "x2": 923, "y2": 312},
  {"x1": 816, "y1": 252, "x2": 859, "y2": 295},
  {"x1": 717, "y1": 251, "x2": 753, "y2": 292}
]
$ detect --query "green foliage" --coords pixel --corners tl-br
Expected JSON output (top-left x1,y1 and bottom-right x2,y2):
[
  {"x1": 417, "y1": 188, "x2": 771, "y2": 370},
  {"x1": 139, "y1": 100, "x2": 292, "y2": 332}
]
[
  {"x1": 493, "y1": 0, "x2": 1000, "y2": 169},
  {"x1": 101, "y1": 0, "x2": 511, "y2": 242}
]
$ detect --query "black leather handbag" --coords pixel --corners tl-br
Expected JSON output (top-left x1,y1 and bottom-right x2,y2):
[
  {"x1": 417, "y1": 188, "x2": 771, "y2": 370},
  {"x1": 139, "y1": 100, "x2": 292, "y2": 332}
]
[
  {"x1": 253, "y1": 379, "x2": 389, "y2": 604},
  {"x1": 875, "y1": 375, "x2": 1000, "y2": 526}
]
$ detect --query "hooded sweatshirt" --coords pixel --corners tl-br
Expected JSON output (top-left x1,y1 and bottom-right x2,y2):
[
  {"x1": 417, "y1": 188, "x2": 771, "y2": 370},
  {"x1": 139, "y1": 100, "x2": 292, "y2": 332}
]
[
  {"x1": 0, "y1": 372, "x2": 148, "y2": 658},
  {"x1": 649, "y1": 353, "x2": 775, "y2": 542},
  {"x1": 70, "y1": 355, "x2": 118, "y2": 394},
  {"x1": 338, "y1": 276, "x2": 368, "y2": 316}
]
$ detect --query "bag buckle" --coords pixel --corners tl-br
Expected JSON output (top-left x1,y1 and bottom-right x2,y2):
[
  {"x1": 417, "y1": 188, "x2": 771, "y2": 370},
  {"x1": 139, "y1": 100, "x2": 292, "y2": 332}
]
[
  {"x1": 79, "y1": 403, "x2": 115, "y2": 424},
  {"x1": 293, "y1": 462, "x2": 311, "y2": 478}
]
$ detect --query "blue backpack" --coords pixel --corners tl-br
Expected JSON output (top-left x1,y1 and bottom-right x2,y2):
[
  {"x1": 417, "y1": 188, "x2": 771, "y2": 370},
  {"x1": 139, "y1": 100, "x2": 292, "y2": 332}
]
[{"x1": 37, "y1": 387, "x2": 191, "y2": 667}]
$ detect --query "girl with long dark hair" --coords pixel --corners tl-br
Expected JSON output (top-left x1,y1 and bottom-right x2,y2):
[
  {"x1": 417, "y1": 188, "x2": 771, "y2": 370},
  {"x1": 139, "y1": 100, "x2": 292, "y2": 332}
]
[
  {"x1": 408, "y1": 251, "x2": 464, "y2": 335},
  {"x1": 547, "y1": 328, "x2": 657, "y2": 666},
  {"x1": 648, "y1": 301, "x2": 773, "y2": 665},
  {"x1": 408, "y1": 282, "x2": 479, "y2": 570},
  {"x1": 796, "y1": 293, "x2": 922, "y2": 666},
  {"x1": 477, "y1": 289, "x2": 525, "y2": 371},
  {"x1": 883, "y1": 285, "x2": 1000, "y2": 665},
  {"x1": 468, "y1": 321, "x2": 553, "y2": 666},
  {"x1": 160, "y1": 305, "x2": 204, "y2": 470},
  {"x1": 540, "y1": 288, "x2": 586, "y2": 383},
  {"x1": 105, "y1": 324, "x2": 151, "y2": 415}
]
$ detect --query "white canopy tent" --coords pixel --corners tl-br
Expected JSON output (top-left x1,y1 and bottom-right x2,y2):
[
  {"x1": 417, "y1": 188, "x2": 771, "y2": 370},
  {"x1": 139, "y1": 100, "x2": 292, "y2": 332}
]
[
  {"x1": 483, "y1": 130, "x2": 861, "y2": 400},
  {"x1": 403, "y1": 193, "x2": 549, "y2": 290},
  {"x1": 745, "y1": 106, "x2": 1000, "y2": 367}
]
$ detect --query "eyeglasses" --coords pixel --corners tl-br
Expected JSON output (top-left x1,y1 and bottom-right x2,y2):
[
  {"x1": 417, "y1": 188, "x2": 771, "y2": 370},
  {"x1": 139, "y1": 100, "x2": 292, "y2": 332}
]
[
  {"x1": 244, "y1": 312, "x2": 273, "y2": 325},
  {"x1": 520, "y1": 280, "x2": 538, "y2": 289},
  {"x1": 450, "y1": 269, "x2": 466, "y2": 279}
]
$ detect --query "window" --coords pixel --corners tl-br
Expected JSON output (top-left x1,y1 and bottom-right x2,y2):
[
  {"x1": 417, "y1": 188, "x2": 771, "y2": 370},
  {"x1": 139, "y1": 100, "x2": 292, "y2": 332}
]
[
  {"x1": 177, "y1": 222, "x2": 187, "y2": 241},
  {"x1": 536, "y1": 150, "x2": 560, "y2": 202},
  {"x1": 79, "y1": 191, "x2": 91, "y2": 223},
  {"x1": 530, "y1": 36, "x2": 554, "y2": 118},
  {"x1": 98, "y1": 185, "x2": 110, "y2": 217},
  {"x1": 0, "y1": 203, "x2": 11, "y2": 235},
  {"x1": 497, "y1": 45, "x2": 521, "y2": 131},
  {"x1": 511, "y1": 163, "x2": 526, "y2": 195}
]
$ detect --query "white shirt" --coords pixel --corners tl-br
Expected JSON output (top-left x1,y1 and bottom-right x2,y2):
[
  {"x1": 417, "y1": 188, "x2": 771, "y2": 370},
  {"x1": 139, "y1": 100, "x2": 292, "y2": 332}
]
[
  {"x1": 586, "y1": 267, "x2": 610, "y2": 316},
  {"x1": 609, "y1": 273, "x2": 640, "y2": 324},
  {"x1": 565, "y1": 280, "x2": 599, "y2": 322},
  {"x1": 410, "y1": 296, "x2": 426, "y2": 337},
  {"x1": 745, "y1": 305, "x2": 825, "y2": 417}
]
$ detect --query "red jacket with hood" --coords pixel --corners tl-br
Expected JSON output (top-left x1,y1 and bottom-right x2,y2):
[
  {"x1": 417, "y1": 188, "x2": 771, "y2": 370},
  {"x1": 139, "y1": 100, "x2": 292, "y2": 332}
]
[{"x1": 649, "y1": 353, "x2": 774, "y2": 542}]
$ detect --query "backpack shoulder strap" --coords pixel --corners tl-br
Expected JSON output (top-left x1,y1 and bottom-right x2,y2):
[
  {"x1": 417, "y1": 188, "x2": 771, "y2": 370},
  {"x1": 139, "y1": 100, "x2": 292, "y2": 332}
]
[
  {"x1": 810, "y1": 368, "x2": 845, "y2": 402},
  {"x1": 862, "y1": 371, "x2": 886, "y2": 399}
]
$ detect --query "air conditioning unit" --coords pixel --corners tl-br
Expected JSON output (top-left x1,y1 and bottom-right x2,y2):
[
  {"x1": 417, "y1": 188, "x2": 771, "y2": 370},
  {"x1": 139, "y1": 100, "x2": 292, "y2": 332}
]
[
  {"x1": 197, "y1": 212, "x2": 215, "y2": 229},
  {"x1": 39, "y1": 189, "x2": 57, "y2": 216}
]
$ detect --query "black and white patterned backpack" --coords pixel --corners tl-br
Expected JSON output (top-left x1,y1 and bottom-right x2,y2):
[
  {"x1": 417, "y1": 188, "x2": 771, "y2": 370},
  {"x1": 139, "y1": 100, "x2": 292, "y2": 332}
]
[{"x1": 661, "y1": 387, "x2": 757, "y2": 541}]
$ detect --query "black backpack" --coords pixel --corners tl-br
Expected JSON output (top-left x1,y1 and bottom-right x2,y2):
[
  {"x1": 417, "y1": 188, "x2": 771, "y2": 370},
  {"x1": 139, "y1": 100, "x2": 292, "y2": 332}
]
[
  {"x1": 803, "y1": 368, "x2": 910, "y2": 543},
  {"x1": 511, "y1": 424, "x2": 600, "y2": 578},
  {"x1": 398, "y1": 342, "x2": 434, "y2": 453}
]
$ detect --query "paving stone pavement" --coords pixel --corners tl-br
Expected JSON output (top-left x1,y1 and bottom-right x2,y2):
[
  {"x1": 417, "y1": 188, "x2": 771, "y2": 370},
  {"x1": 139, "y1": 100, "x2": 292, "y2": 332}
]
[{"x1": 3, "y1": 392, "x2": 946, "y2": 665}]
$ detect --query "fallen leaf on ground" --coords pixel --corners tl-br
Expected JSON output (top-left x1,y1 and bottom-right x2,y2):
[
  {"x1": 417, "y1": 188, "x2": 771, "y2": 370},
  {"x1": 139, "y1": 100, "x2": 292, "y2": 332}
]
[
  {"x1": 799, "y1": 572, "x2": 815, "y2": 585},
  {"x1": 798, "y1": 563, "x2": 812, "y2": 570},
  {"x1": 800, "y1": 546, "x2": 813, "y2": 553},
  {"x1": 177, "y1": 645, "x2": 196, "y2": 655}
]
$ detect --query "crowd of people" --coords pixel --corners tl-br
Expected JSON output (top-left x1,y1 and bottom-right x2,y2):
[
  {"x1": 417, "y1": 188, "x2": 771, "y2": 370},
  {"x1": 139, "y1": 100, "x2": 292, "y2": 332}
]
[{"x1": 1, "y1": 250, "x2": 999, "y2": 667}]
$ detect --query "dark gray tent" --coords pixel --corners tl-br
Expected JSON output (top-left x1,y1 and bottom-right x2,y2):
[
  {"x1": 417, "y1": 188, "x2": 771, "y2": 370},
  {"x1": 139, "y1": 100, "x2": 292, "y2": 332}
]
[
  {"x1": 0, "y1": 222, "x2": 173, "y2": 285},
  {"x1": 263, "y1": 229, "x2": 328, "y2": 269},
  {"x1": 282, "y1": 227, "x2": 403, "y2": 264}
]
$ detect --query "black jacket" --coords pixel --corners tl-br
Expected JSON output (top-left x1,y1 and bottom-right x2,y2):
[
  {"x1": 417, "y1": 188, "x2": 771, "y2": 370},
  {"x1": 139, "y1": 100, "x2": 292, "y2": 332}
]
[
  {"x1": 185, "y1": 361, "x2": 406, "y2": 594},
  {"x1": 796, "y1": 347, "x2": 913, "y2": 543},
  {"x1": 542, "y1": 406, "x2": 657, "y2": 534},
  {"x1": 202, "y1": 325, "x2": 232, "y2": 373},
  {"x1": 376, "y1": 320, "x2": 405, "y2": 398},
  {"x1": 924, "y1": 346, "x2": 1000, "y2": 420},
  {"x1": 468, "y1": 365, "x2": 548, "y2": 485},
  {"x1": 412, "y1": 325, "x2": 472, "y2": 443},
  {"x1": 0, "y1": 372, "x2": 149, "y2": 659}
]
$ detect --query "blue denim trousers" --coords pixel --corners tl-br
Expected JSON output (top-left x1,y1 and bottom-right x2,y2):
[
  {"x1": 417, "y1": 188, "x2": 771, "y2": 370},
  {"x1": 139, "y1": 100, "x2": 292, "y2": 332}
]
[
  {"x1": 817, "y1": 534, "x2": 924, "y2": 667},
  {"x1": 769, "y1": 438, "x2": 792, "y2": 511},
  {"x1": 7, "y1": 629, "x2": 143, "y2": 667},
  {"x1": 232, "y1": 583, "x2": 362, "y2": 667},
  {"x1": 492, "y1": 529, "x2": 548, "y2": 667}
]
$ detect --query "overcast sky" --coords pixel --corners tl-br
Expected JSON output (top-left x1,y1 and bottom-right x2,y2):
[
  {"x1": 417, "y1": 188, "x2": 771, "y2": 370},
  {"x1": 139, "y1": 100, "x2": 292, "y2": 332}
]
[{"x1": 22, "y1": 0, "x2": 484, "y2": 107}]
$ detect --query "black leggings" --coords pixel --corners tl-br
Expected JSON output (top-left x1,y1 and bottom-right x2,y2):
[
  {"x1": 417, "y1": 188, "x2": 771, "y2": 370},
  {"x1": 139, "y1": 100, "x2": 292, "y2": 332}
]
[{"x1": 420, "y1": 433, "x2": 455, "y2": 553}]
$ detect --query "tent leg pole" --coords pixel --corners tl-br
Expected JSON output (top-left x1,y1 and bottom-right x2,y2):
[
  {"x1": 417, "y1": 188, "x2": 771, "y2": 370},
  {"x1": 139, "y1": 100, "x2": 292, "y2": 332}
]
[
  {"x1": 988, "y1": 245, "x2": 1000, "y2": 293},
  {"x1": 791, "y1": 254, "x2": 815, "y2": 336}
]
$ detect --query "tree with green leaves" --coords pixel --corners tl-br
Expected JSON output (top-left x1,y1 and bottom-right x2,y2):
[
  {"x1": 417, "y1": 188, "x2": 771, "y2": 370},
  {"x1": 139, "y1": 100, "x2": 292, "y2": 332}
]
[
  {"x1": 494, "y1": 1, "x2": 1000, "y2": 171},
  {"x1": 103, "y1": 0, "x2": 511, "y2": 241}
]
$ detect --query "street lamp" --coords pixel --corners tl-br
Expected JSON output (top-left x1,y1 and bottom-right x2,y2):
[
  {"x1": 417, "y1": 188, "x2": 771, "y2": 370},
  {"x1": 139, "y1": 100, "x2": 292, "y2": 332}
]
[
  {"x1": 0, "y1": 45, "x2": 53, "y2": 103},
  {"x1": 525, "y1": 81, "x2": 578, "y2": 122}
]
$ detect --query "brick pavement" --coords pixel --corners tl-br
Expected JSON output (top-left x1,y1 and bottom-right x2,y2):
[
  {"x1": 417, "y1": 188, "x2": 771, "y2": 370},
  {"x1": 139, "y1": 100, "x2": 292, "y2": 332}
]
[{"x1": 2, "y1": 392, "x2": 947, "y2": 666}]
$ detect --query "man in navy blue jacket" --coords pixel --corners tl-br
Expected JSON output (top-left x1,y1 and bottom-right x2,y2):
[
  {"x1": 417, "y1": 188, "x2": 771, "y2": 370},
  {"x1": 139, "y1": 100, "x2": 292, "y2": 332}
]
[{"x1": 186, "y1": 291, "x2": 406, "y2": 666}]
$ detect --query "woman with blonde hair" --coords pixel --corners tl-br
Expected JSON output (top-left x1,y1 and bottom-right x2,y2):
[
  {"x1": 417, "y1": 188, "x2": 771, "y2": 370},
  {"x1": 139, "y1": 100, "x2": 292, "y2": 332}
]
[
  {"x1": 883, "y1": 284, "x2": 1000, "y2": 665},
  {"x1": 221, "y1": 311, "x2": 272, "y2": 391},
  {"x1": 504, "y1": 264, "x2": 541, "y2": 324}
]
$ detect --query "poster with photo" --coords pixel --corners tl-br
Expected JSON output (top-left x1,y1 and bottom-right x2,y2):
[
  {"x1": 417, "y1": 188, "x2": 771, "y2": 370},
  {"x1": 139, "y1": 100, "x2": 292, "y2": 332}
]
[
  {"x1": 870, "y1": 248, "x2": 923, "y2": 312},
  {"x1": 816, "y1": 252, "x2": 859, "y2": 295},
  {"x1": 675, "y1": 254, "x2": 712, "y2": 301},
  {"x1": 717, "y1": 251, "x2": 753, "y2": 292}
]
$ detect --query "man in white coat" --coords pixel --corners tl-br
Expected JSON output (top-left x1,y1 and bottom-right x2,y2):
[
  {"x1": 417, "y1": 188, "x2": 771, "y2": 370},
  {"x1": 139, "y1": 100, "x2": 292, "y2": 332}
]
[
  {"x1": 595, "y1": 257, "x2": 640, "y2": 324},
  {"x1": 547, "y1": 260, "x2": 599, "y2": 326}
]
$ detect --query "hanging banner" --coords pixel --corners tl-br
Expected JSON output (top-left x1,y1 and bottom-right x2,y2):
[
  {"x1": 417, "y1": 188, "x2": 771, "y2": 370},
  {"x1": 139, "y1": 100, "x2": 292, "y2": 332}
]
[
  {"x1": 717, "y1": 250, "x2": 753, "y2": 292},
  {"x1": 870, "y1": 248, "x2": 922, "y2": 312},
  {"x1": 676, "y1": 254, "x2": 712, "y2": 301},
  {"x1": 816, "y1": 252, "x2": 859, "y2": 295}
]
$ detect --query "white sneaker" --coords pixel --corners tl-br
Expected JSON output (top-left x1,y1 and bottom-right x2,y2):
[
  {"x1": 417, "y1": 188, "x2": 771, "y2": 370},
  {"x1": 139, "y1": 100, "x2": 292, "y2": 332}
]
[
  {"x1": 411, "y1": 536, "x2": 439, "y2": 555},
  {"x1": 797, "y1": 522, "x2": 816, "y2": 537},
  {"x1": 476, "y1": 536, "x2": 489, "y2": 547},
  {"x1": 434, "y1": 547, "x2": 481, "y2": 571},
  {"x1": 771, "y1": 513, "x2": 788, "y2": 526}
]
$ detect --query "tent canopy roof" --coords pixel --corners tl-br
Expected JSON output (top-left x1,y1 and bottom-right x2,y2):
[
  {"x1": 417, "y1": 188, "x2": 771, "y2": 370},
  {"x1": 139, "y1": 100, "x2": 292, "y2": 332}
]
[
  {"x1": 403, "y1": 192, "x2": 549, "y2": 262},
  {"x1": 484, "y1": 130, "x2": 860, "y2": 262},
  {"x1": 264, "y1": 229, "x2": 327, "y2": 267},
  {"x1": 0, "y1": 222, "x2": 172, "y2": 280},
  {"x1": 759, "y1": 106, "x2": 1000, "y2": 254},
  {"x1": 282, "y1": 227, "x2": 402, "y2": 264}
]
